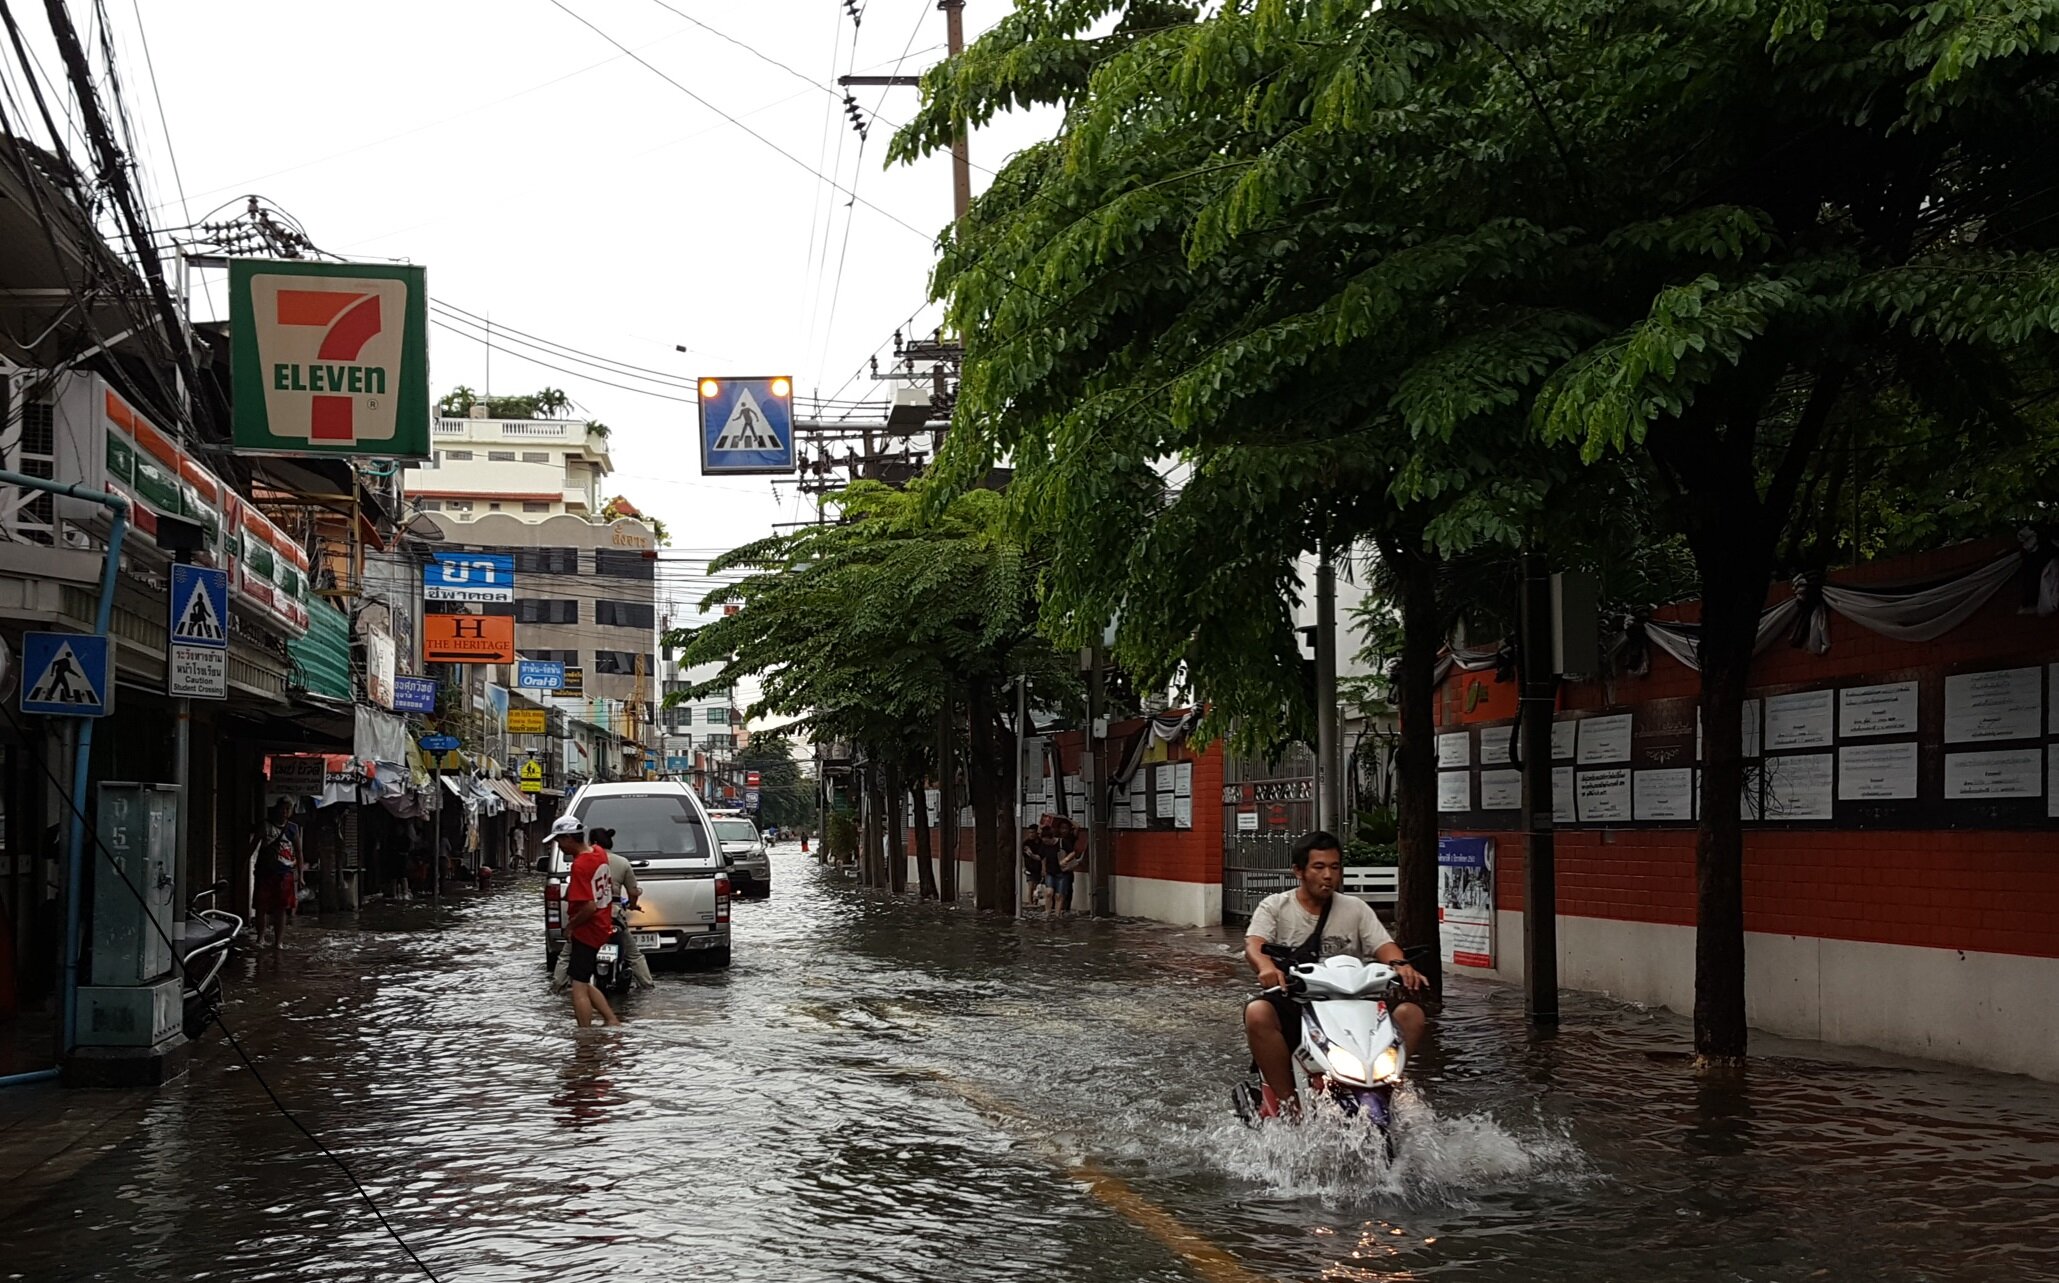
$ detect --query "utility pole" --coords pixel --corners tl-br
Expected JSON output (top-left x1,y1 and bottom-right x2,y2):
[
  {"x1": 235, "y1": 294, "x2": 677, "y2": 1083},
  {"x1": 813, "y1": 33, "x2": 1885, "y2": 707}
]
[
  {"x1": 1086, "y1": 641, "x2": 1113, "y2": 917},
  {"x1": 1314, "y1": 546, "x2": 1341, "y2": 833},
  {"x1": 837, "y1": 1, "x2": 972, "y2": 222},
  {"x1": 1518, "y1": 552, "x2": 1560, "y2": 1024}
]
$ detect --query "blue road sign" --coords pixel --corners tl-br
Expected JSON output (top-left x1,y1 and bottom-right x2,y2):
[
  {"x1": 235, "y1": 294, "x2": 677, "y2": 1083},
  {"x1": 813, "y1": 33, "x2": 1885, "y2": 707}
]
[
  {"x1": 393, "y1": 675, "x2": 438, "y2": 713},
  {"x1": 744, "y1": 788, "x2": 762, "y2": 811},
  {"x1": 418, "y1": 734, "x2": 460, "y2": 753},
  {"x1": 516, "y1": 659, "x2": 565, "y2": 690},
  {"x1": 22, "y1": 632, "x2": 111, "y2": 717},
  {"x1": 666, "y1": 755, "x2": 690, "y2": 772},
  {"x1": 169, "y1": 564, "x2": 230, "y2": 650},
  {"x1": 698, "y1": 376, "x2": 795, "y2": 475},
  {"x1": 424, "y1": 551, "x2": 515, "y2": 603}
]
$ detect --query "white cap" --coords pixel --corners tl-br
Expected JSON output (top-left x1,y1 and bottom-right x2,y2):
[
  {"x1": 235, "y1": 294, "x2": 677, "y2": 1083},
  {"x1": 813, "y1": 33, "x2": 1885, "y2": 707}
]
[{"x1": 548, "y1": 815, "x2": 585, "y2": 839}]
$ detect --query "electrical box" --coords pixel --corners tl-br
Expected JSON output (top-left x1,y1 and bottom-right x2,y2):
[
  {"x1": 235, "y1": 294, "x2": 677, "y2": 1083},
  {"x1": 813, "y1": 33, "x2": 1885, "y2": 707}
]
[
  {"x1": 1550, "y1": 571, "x2": 1600, "y2": 678},
  {"x1": 90, "y1": 781, "x2": 178, "y2": 987},
  {"x1": 76, "y1": 980, "x2": 182, "y2": 1047}
]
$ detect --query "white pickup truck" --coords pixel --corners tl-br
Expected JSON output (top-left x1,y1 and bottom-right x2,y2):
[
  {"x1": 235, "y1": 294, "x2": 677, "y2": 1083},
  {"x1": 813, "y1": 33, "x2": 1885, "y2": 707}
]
[{"x1": 542, "y1": 781, "x2": 731, "y2": 969}]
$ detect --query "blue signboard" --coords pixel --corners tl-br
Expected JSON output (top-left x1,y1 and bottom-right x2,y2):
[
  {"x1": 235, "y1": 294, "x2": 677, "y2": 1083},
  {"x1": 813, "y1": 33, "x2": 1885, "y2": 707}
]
[
  {"x1": 666, "y1": 755, "x2": 690, "y2": 772},
  {"x1": 744, "y1": 788, "x2": 762, "y2": 812},
  {"x1": 516, "y1": 659, "x2": 565, "y2": 690},
  {"x1": 697, "y1": 375, "x2": 795, "y2": 475},
  {"x1": 423, "y1": 551, "x2": 515, "y2": 603},
  {"x1": 419, "y1": 733, "x2": 460, "y2": 753},
  {"x1": 393, "y1": 675, "x2": 438, "y2": 713},
  {"x1": 21, "y1": 632, "x2": 111, "y2": 717},
  {"x1": 169, "y1": 564, "x2": 230, "y2": 650}
]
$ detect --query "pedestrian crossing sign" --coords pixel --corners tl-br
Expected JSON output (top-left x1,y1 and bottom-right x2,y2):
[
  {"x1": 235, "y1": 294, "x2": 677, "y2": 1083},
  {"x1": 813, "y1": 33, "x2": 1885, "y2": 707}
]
[
  {"x1": 21, "y1": 632, "x2": 111, "y2": 717},
  {"x1": 698, "y1": 375, "x2": 795, "y2": 475},
  {"x1": 170, "y1": 564, "x2": 230, "y2": 650}
]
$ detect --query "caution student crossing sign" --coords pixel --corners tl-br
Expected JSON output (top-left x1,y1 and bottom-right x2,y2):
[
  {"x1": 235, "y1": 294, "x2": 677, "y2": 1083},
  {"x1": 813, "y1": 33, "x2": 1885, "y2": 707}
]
[{"x1": 168, "y1": 564, "x2": 230, "y2": 699}]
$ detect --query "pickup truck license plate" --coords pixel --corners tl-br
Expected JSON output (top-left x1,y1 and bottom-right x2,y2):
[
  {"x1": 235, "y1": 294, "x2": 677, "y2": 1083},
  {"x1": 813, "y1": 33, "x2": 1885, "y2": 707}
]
[{"x1": 632, "y1": 933, "x2": 661, "y2": 949}]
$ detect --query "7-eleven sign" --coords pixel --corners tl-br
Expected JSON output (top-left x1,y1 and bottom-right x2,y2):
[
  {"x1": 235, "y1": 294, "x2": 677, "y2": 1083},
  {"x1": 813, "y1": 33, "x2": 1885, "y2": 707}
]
[{"x1": 229, "y1": 259, "x2": 429, "y2": 458}]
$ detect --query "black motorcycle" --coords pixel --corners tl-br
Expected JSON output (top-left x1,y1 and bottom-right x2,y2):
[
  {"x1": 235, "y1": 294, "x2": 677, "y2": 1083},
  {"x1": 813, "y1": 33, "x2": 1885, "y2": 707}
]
[{"x1": 178, "y1": 881, "x2": 242, "y2": 1039}]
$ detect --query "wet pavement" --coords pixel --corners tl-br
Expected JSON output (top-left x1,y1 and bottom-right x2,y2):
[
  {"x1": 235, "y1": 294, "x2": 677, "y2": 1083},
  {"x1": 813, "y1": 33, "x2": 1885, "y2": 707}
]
[{"x1": 6, "y1": 845, "x2": 2058, "y2": 1282}]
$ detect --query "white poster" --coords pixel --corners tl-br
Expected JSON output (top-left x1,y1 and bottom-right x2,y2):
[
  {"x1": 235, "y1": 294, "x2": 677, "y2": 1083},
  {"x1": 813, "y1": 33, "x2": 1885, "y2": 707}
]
[
  {"x1": 1153, "y1": 764, "x2": 1176, "y2": 818},
  {"x1": 1576, "y1": 768, "x2": 1632, "y2": 822},
  {"x1": 1438, "y1": 837, "x2": 1496, "y2": 970},
  {"x1": 1437, "y1": 731, "x2": 1471, "y2": 768},
  {"x1": 924, "y1": 789, "x2": 942, "y2": 824},
  {"x1": 1944, "y1": 667, "x2": 2043, "y2": 743},
  {"x1": 1837, "y1": 742, "x2": 1919, "y2": 801},
  {"x1": 1944, "y1": 749, "x2": 2043, "y2": 799},
  {"x1": 2052, "y1": 664, "x2": 2059, "y2": 735},
  {"x1": 1764, "y1": 689, "x2": 1835, "y2": 751},
  {"x1": 1478, "y1": 727, "x2": 1513, "y2": 766},
  {"x1": 1129, "y1": 785, "x2": 1146, "y2": 827},
  {"x1": 1552, "y1": 766, "x2": 1576, "y2": 823},
  {"x1": 1634, "y1": 768, "x2": 1694, "y2": 821},
  {"x1": 1480, "y1": 768, "x2": 1522, "y2": 811},
  {"x1": 1839, "y1": 681, "x2": 1920, "y2": 739},
  {"x1": 1173, "y1": 796, "x2": 1193, "y2": 828},
  {"x1": 1063, "y1": 773, "x2": 1085, "y2": 819},
  {"x1": 1577, "y1": 714, "x2": 1632, "y2": 764},
  {"x1": 1437, "y1": 771, "x2": 1472, "y2": 812},
  {"x1": 1237, "y1": 809, "x2": 1259, "y2": 833},
  {"x1": 1762, "y1": 753, "x2": 1835, "y2": 820},
  {"x1": 1175, "y1": 762, "x2": 1193, "y2": 798},
  {"x1": 1551, "y1": 719, "x2": 1576, "y2": 761}
]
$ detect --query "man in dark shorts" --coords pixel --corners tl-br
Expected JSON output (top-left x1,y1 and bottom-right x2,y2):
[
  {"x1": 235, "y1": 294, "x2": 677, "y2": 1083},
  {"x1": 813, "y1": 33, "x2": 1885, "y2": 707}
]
[
  {"x1": 1048, "y1": 816, "x2": 1085, "y2": 916},
  {"x1": 1243, "y1": 830, "x2": 1426, "y2": 1116},
  {"x1": 1021, "y1": 826, "x2": 1047, "y2": 910},
  {"x1": 552, "y1": 815, "x2": 621, "y2": 1028}
]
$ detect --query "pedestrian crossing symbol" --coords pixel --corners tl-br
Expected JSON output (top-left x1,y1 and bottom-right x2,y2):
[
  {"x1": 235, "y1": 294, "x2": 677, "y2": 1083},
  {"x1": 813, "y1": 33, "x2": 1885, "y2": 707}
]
[
  {"x1": 21, "y1": 632, "x2": 111, "y2": 717},
  {"x1": 170, "y1": 564, "x2": 230, "y2": 649},
  {"x1": 698, "y1": 375, "x2": 795, "y2": 475}
]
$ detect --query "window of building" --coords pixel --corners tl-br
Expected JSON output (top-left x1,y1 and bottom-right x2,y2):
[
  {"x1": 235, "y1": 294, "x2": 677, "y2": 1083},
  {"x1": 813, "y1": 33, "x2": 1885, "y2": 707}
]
[
  {"x1": 522, "y1": 501, "x2": 549, "y2": 513},
  {"x1": 513, "y1": 547, "x2": 578, "y2": 575},
  {"x1": 487, "y1": 450, "x2": 516, "y2": 462},
  {"x1": 592, "y1": 650, "x2": 649, "y2": 676},
  {"x1": 593, "y1": 549, "x2": 655, "y2": 580},
  {"x1": 444, "y1": 449, "x2": 473, "y2": 461},
  {"x1": 521, "y1": 451, "x2": 549, "y2": 463},
  {"x1": 595, "y1": 599, "x2": 655, "y2": 629},
  {"x1": 419, "y1": 499, "x2": 441, "y2": 511},
  {"x1": 516, "y1": 598, "x2": 580, "y2": 624},
  {"x1": 518, "y1": 648, "x2": 579, "y2": 666},
  {"x1": 670, "y1": 705, "x2": 694, "y2": 725},
  {"x1": 489, "y1": 502, "x2": 502, "y2": 511},
  {"x1": 703, "y1": 706, "x2": 730, "y2": 724},
  {"x1": 446, "y1": 500, "x2": 474, "y2": 512}
]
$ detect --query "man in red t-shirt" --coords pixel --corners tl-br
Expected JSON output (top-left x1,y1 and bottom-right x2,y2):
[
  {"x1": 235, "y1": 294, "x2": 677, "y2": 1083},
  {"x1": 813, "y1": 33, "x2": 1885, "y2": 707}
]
[{"x1": 550, "y1": 815, "x2": 621, "y2": 1028}]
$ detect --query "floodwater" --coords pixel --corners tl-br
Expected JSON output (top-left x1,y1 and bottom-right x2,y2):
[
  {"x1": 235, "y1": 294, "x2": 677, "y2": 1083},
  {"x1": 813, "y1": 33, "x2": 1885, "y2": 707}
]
[{"x1": 8, "y1": 846, "x2": 2059, "y2": 1282}]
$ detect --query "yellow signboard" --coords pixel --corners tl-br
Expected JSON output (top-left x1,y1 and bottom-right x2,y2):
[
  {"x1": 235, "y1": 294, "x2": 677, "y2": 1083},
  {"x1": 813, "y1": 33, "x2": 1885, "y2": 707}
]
[
  {"x1": 507, "y1": 708, "x2": 547, "y2": 734},
  {"x1": 519, "y1": 759, "x2": 544, "y2": 794}
]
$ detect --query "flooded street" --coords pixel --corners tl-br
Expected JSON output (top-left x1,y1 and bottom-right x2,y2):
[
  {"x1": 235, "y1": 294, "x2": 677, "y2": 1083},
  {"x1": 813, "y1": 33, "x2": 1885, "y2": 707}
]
[{"x1": 10, "y1": 845, "x2": 2059, "y2": 1283}]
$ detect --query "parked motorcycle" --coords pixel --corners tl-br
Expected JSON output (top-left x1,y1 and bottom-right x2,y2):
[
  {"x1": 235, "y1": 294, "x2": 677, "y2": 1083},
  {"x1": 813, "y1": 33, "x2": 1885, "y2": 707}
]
[
  {"x1": 1233, "y1": 954, "x2": 1410, "y2": 1131},
  {"x1": 179, "y1": 881, "x2": 243, "y2": 1039}
]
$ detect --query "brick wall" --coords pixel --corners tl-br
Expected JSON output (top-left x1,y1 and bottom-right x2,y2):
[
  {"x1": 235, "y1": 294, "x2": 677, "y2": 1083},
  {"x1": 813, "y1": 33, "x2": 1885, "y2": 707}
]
[
  {"x1": 904, "y1": 717, "x2": 1224, "y2": 885},
  {"x1": 1441, "y1": 539, "x2": 2059, "y2": 962}
]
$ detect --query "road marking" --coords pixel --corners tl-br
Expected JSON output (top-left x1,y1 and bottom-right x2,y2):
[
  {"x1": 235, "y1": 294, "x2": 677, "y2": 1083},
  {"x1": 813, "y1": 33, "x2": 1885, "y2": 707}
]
[{"x1": 937, "y1": 1075, "x2": 1279, "y2": 1283}]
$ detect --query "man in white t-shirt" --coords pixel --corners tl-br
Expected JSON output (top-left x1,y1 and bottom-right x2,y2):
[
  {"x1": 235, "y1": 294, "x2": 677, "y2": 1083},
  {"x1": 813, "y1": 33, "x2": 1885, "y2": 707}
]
[{"x1": 1244, "y1": 831, "x2": 1427, "y2": 1114}]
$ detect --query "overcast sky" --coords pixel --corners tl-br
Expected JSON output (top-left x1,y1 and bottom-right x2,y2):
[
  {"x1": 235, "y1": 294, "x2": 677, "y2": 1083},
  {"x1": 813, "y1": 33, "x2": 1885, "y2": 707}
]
[{"x1": 114, "y1": 0, "x2": 1054, "y2": 607}]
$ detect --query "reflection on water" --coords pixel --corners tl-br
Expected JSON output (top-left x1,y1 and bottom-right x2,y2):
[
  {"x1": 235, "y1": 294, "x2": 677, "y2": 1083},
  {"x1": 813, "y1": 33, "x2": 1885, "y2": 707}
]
[{"x1": 6, "y1": 846, "x2": 2057, "y2": 1283}]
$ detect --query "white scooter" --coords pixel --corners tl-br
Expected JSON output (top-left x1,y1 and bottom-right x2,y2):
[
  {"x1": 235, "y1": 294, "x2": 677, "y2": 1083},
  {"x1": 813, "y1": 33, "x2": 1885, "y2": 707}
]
[{"x1": 1234, "y1": 955, "x2": 1409, "y2": 1129}]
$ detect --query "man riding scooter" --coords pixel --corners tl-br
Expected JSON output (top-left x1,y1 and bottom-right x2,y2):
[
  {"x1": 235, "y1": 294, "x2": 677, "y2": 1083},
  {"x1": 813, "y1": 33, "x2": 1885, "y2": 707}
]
[{"x1": 1244, "y1": 831, "x2": 1428, "y2": 1119}]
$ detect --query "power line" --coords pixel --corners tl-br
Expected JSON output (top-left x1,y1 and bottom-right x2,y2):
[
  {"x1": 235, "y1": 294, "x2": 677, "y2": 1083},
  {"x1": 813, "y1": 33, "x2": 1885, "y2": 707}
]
[
  {"x1": 427, "y1": 317, "x2": 701, "y2": 405},
  {"x1": 543, "y1": 0, "x2": 931, "y2": 241}
]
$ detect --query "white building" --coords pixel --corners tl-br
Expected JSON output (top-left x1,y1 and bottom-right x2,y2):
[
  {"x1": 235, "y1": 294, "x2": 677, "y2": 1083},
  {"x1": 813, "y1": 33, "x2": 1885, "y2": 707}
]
[{"x1": 401, "y1": 410, "x2": 612, "y2": 520}]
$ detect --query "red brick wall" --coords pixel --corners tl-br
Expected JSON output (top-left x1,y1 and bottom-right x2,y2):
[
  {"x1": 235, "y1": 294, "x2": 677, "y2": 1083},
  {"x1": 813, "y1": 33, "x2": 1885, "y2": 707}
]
[
  {"x1": 1440, "y1": 540, "x2": 2059, "y2": 961},
  {"x1": 904, "y1": 717, "x2": 1224, "y2": 885}
]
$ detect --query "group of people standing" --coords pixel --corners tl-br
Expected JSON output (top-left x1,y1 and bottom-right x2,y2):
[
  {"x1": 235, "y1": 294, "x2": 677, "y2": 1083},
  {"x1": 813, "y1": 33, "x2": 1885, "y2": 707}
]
[{"x1": 1020, "y1": 816, "x2": 1087, "y2": 915}]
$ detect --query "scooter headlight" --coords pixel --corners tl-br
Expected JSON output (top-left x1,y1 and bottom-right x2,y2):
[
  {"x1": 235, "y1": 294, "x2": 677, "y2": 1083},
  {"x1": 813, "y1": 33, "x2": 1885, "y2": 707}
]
[
  {"x1": 1371, "y1": 1046, "x2": 1401, "y2": 1083},
  {"x1": 1324, "y1": 1044, "x2": 1369, "y2": 1084}
]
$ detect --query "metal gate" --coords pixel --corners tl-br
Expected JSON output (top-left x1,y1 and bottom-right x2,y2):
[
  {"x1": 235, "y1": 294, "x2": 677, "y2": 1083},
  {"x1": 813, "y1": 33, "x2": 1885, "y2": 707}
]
[{"x1": 1220, "y1": 746, "x2": 1315, "y2": 922}]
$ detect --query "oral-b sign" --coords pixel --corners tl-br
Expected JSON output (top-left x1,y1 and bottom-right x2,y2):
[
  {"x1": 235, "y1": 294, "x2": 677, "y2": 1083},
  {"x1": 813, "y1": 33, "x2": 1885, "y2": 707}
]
[{"x1": 424, "y1": 552, "x2": 514, "y2": 603}]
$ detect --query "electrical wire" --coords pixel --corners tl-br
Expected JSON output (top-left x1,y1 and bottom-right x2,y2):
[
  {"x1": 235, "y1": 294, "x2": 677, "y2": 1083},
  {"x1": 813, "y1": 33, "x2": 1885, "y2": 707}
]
[
  {"x1": 427, "y1": 317, "x2": 700, "y2": 405},
  {"x1": 542, "y1": 0, "x2": 931, "y2": 240},
  {"x1": 0, "y1": 698, "x2": 443, "y2": 1283},
  {"x1": 125, "y1": 0, "x2": 211, "y2": 315}
]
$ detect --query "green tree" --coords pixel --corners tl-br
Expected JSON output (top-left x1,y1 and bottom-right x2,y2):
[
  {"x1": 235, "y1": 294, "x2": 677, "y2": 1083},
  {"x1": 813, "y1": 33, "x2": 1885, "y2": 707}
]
[
  {"x1": 904, "y1": 0, "x2": 2059, "y2": 1062},
  {"x1": 733, "y1": 735, "x2": 812, "y2": 831}
]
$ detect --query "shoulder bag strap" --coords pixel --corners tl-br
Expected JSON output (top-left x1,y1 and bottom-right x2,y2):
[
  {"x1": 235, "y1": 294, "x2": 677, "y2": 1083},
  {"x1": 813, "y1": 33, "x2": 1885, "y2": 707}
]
[{"x1": 1289, "y1": 893, "x2": 1337, "y2": 966}]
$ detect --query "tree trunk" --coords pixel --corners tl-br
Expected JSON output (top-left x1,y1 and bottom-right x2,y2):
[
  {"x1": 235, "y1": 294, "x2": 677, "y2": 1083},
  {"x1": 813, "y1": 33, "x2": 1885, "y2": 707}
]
[
  {"x1": 937, "y1": 700, "x2": 959, "y2": 903},
  {"x1": 991, "y1": 696, "x2": 1018, "y2": 917},
  {"x1": 1386, "y1": 537, "x2": 1444, "y2": 996},
  {"x1": 885, "y1": 762, "x2": 907, "y2": 894},
  {"x1": 1690, "y1": 540, "x2": 1766, "y2": 1066},
  {"x1": 863, "y1": 768, "x2": 886, "y2": 889},
  {"x1": 911, "y1": 758, "x2": 938, "y2": 899},
  {"x1": 967, "y1": 681, "x2": 1003, "y2": 910}
]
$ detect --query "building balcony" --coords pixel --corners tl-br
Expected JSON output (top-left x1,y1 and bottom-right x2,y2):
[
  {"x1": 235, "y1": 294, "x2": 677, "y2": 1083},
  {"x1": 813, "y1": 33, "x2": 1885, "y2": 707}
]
[{"x1": 434, "y1": 417, "x2": 611, "y2": 458}]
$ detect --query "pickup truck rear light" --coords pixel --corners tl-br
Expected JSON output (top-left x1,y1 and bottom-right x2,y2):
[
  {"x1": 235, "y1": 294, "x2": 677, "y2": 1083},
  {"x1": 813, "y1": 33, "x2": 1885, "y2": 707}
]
[
  {"x1": 715, "y1": 875, "x2": 731, "y2": 925},
  {"x1": 544, "y1": 880, "x2": 561, "y2": 928}
]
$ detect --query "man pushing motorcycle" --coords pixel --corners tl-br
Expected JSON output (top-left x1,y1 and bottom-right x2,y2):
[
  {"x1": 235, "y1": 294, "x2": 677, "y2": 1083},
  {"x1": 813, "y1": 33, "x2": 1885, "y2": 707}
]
[{"x1": 1244, "y1": 830, "x2": 1427, "y2": 1117}]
